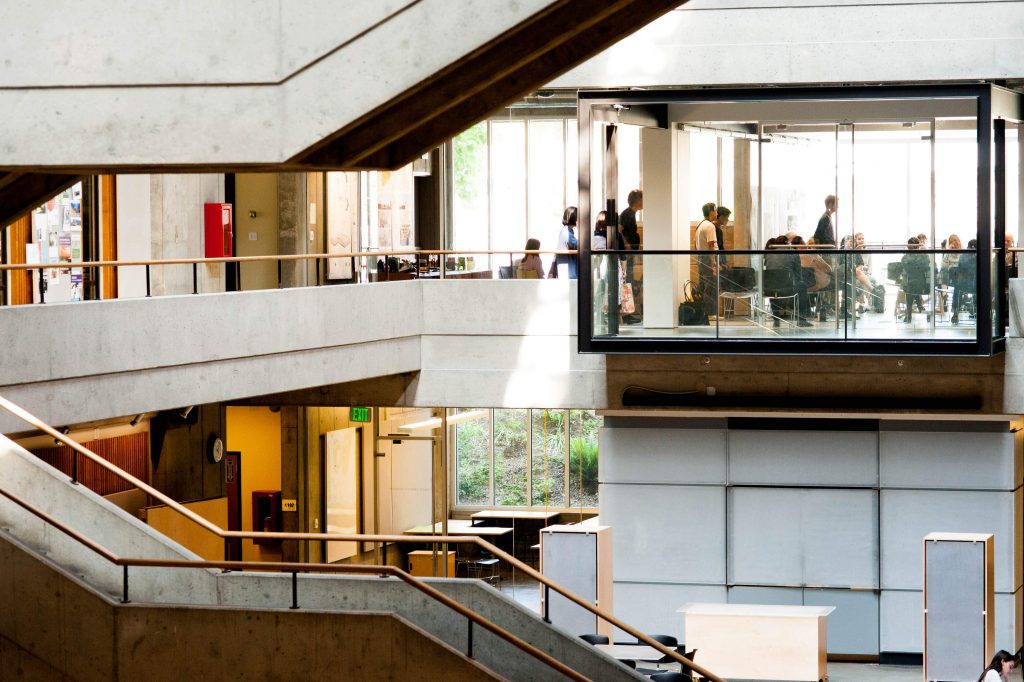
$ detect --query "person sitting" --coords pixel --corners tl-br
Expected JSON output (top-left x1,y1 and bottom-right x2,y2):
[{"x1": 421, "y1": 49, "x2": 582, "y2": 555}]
[
  {"x1": 978, "y1": 650, "x2": 1017, "y2": 682},
  {"x1": 765, "y1": 235, "x2": 812, "y2": 327},
  {"x1": 900, "y1": 237, "x2": 932, "y2": 323},
  {"x1": 516, "y1": 238, "x2": 545, "y2": 279},
  {"x1": 952, "y1": 238, "x2": 978, "y2": 325},
  {"x1": 801, "y1": 237, "x2": 834, "y2": 321},
  {"x1": 592, "y1": 211, "x2": 608, "y2": 250}
]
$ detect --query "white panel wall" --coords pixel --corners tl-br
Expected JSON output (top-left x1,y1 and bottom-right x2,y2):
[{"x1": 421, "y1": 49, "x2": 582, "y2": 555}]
[
  {"x1": 600, "y1": 483, "x2": 725, "y2": 584},
  {"x1": 880, "y1": 489, "x2": 1018, "y2": 592},
  {"x1": 599, "y1": 418, "x2": 1022, "y2": 656},
  {"x1": 728, "y1": 488, "x2": 878, "y2": 588},
  {"x1": 729, "y1": 430, "x2": 878, "y2": 486}
]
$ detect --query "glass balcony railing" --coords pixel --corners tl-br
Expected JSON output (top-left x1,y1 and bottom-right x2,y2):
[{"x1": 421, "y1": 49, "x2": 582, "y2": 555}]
[{"x1": 587, "y1": 248, "x2": 986, "y2": 350}]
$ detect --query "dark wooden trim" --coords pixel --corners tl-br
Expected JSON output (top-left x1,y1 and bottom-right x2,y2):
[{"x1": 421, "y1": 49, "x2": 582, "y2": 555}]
[
  {"x1": 100, "y1": 175, "x2": 118, "y2": 300},
  {"x1": 7, "y1": 214, "x2": 32, "y2": 305},
  {"x1": 0, "y1": 173, "x2": 82, "y2": 227},
  {"x1": 292, "y1": 0, "x2": 683, "y2": 169}
]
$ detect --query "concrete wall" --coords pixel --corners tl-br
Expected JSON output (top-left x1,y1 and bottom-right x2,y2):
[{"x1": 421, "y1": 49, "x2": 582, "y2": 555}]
[
  {"x1": 599, "y1": 416, "x2": 1024, "y2": 655},
  {"x1": 0, "y1": 532, "x2": 500, "y2": 682},
  {"x1": 0, "y1": 0, "x2": 554, "y2": 166},
  {"x1": 0, "y1": 279, "x2": 599, "y2": 432},
  {"x1": 552, "y1": 1, "x2": 1024, "y2": 89}
]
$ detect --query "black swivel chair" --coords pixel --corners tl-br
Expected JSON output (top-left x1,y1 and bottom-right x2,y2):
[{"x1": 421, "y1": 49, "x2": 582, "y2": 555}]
[
  {"x1": 763, "y1": 268, "x2": 799, "y2": 327},
  {"x1": 498, "y1": 265, "x2": 514, "y2": 279},
  {"x1": 579, "y1": 634, "x2": 609, "y2": 645},
  {"x1": 635, "y1": 634, "x2": 680, "y2": 675}
]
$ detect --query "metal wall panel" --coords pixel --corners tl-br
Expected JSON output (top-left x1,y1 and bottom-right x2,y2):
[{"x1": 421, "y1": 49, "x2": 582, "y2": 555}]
[
  {"x1": 880, "y1": 431, "x2": 1016, "y2": 490},
  {"x1": 880, "y1": 489, "x2": 1016, "y2": 591},
  {"x1": 599, "y1": 427, "x2": 727, "y2": 485},
  {"x1": 728, "y1": 430, "x2": 878, "y2": 487},
  {"x1": 880, "y1": 590, "x2": 922, "y2": 653},
  {"x1": 881, "y1": 589, "x2": 1021, "y2": 654},
  {"x1": 728, "y1": 487, "x2": 879, "y2": 588},
  {"x1": 612, "y1": 582, "x2": 727, "y2": 643},
  {"x1": 601, "y1": 483, "x2": 726, "y2": 583},
  {"x1": 805, "y1": 588, "x2": 880, "y2": 656}
]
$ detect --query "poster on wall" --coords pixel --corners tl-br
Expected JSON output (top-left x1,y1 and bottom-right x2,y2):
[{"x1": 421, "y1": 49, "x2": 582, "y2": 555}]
[
  {"x1": 326, "y1": 172, "x2": 358, "y2": 280},
  {"x1": 376, "y1": 165, "x2": 414, "y2": 250}
]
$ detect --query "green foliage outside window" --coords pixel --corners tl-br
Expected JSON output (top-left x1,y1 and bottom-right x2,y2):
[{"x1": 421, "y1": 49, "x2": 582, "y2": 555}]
[
  {"x1": 453, "y1": 122, "x2": 487, "y2": 204},
  {"x1": 454, "y1": 408, "x2": 600, "y2": 508}
]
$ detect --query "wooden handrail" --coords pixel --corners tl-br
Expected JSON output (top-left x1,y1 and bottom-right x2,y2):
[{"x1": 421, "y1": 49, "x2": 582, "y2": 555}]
[
  {"x1": 0, "y1": 248, "x2": 577, "y2": 271},
  {"x1": 0, "y1": 394, "x2": 723, "y2": 681},
  {"x1": 0, "y1": 486, "x2": 588, "y2": 682}
]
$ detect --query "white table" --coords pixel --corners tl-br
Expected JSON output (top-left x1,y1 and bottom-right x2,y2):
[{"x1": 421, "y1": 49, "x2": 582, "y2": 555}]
[
  {"x1": 678, "y1": 602, "x2": 834, "y2": 681},
  {"x1": 593, "y1": 644, "x2": 665, "y2": 662}
]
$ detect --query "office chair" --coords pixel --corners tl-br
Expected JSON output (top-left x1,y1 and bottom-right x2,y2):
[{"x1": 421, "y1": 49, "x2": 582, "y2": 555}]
[
  {"x1": 762, "y1": 268, "x2": 798, "y2": 327},
  {"x1": 718, "y1": 266, "x2": 757, "y2": 319},
  {"x1": 498, "y1": 265, "x2": 514, "y2": 279},
  {"x1": 579, "y1": 634, "x2": 609, "y2": 645}
]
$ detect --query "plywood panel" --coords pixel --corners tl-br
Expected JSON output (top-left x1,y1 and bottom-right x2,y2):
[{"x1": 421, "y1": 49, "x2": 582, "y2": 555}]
[
  {"x1": 601, "y1": 483, "x2": 725, "y2": 583},
  {"x1": 728, "y1": 487, "x2": 878, "y2": 588},
  {"x1": 880, "y1": 489, "x2": 1015, "y2": 591},
  {"x1": 729, "y1": 430, "x2": 877, "y2": 487},
  {"x1": 7, "y1": 214, "x2": 32, "y2": 305},
  {"x1": 146, "y1": 497, "x2": 228, "y2": 560},
  {"x1": 32, "y1": 432, "x2": 149, "y2": 496},
  {"x1": 599, "y1": 426, "x2": 726, "y2": 484},
  {"x1": 99, "y1": 174, "x2": 117, "y2": 299}
]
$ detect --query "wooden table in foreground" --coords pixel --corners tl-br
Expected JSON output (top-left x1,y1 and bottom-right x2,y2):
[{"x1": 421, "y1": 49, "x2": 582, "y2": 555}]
[{"x1": 677, "y1": 603, "x2": 834, "y2": 682}]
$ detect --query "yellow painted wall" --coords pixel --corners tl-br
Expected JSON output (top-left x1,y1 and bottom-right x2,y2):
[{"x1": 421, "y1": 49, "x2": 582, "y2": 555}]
[{"x1": 227, "y1": 406, "x2": 282, "y2": 562}]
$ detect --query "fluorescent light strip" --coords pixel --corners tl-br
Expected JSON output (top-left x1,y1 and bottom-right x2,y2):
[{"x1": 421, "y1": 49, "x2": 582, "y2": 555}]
[{"x1": 398, "y1": 409, "x2": 488, "y2": 432}]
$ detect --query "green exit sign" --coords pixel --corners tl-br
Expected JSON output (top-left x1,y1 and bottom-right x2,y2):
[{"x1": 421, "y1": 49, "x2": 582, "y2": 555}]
[{"x1": 350, "y1": 407, "x2": 371, "y2": 423}]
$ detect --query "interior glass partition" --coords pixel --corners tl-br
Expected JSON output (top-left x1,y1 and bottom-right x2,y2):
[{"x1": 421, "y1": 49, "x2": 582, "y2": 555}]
[{"x1": 578, "y1": 85, "x2": 1021, "y2": 355}]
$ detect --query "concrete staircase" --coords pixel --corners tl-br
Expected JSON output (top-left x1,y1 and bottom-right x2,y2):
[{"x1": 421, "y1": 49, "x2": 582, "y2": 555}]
[{"x1": 0, "y1": 434, "x2": 641, "y2": 681}]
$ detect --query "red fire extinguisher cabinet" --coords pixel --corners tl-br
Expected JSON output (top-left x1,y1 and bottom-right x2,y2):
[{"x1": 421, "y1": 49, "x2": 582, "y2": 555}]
[{"x1": 204, "y1": 203, "x2": 233, "y2": 258}]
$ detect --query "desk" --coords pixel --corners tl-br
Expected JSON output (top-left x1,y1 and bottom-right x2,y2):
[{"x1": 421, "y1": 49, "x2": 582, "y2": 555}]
[
  {"x1": 470, "y1": 510, "x2": 560, "y2": 525},
  {"x1": 407, "y1": 550, "x2": 455, "y2": 577},
  {"x1": 677, "y1": 603, "x2": 834, "y2": 682},
  {"x1": 594, "y1": 644, "x2": 664, "y2": 662},
  {"x1": 403, "y1": 520, "x2": 513, "y2": 537}
]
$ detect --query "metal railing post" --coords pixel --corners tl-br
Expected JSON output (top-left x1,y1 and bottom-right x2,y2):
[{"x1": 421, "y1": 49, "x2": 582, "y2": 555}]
[
  {"x1": 71, "y1": 451, "x2": 79, "y2": 485},
  {"x1": 121, "y1": 566, "x2": 130, "y2": 603},
  {"x1": 291, "y1": 572, "x2": 299, "y2": 609},
  {"x1": 192, "y1": 263, "x2": 198, "y2": 294},
  {"x1": 145, "y1": 265, "x2": 151, "y2": 297},
  {"x1": 277, "y1": 261, "x2": 283, "y2": 288},
  {"x1": 467, "y1": 619, "x2": 474, "y2": 658},
  {"x1": 37, "y1": 269, "x2": 45, "y2": 304}
]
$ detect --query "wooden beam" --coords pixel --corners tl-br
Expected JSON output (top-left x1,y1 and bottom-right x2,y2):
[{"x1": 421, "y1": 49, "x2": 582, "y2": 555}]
[
  {"x1": 0, "y1": 173, "x2": 82, "y2": 227},
  {"x1": 292, "y1": 0, "x2": 683, "y2": 169}
]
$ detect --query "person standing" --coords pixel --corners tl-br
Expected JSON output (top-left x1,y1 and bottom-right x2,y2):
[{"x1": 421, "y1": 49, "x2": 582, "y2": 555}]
[
  {"x1": 619, "y1": 190, "x2": 643, "y2": 321},
  {"x1": 714, "y1": 206, "x2": 731, "y2": 268},
  {"x1": 813, "y1": 195, "x2": 838, "y2": 247},
  {"x1": 695, "y1": 202, "x2": 719, "y2": 322},
  {"x1": 556, "y1": 206, "x2": 579, "y2": 279}
]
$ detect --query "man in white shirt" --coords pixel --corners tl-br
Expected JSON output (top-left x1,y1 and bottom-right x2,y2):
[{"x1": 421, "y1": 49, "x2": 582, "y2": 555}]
[{"x1": 695, "y1": 202, "x2": 719, "y2": 321}]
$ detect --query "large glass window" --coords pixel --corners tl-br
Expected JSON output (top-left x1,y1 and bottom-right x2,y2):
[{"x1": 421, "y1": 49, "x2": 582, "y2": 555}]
[
  {"x1": 452, "y1": 408, "x2": 600, "y2": 509},
  {"x1": 451, "y1": 117, "x2": 579, "y2": 272}
]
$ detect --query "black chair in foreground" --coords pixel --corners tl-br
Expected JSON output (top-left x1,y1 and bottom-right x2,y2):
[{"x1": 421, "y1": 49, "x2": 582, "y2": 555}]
[
  {"x1": 579, "y1": 633, "x2": 609, "y2": 645},
  {"x1": 635, "y1": 634, "x2": 680, "y2": 675}
]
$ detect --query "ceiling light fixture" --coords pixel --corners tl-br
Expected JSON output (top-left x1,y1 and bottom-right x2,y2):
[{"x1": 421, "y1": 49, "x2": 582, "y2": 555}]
[{"x1": 398, "y1": 409, "x2": 488, "y2": 432}]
